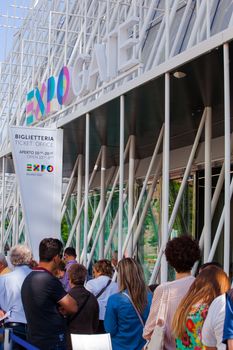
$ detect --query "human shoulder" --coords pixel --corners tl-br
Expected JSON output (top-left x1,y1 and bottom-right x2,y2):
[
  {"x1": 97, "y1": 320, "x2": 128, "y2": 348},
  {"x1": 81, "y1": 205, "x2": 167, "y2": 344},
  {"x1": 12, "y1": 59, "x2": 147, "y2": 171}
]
[
  {"x1": 151, "y1": 277, "x2": 193, "y2": 298},
  {"x1": 24, "y1": 269, "x2": 60, "y2": 288},
  {"x1": 107, "y1": 292, "x2": 121, "y2": 305},
  {"x1": 0, "y1": 270, "x2": 13, "y2": 280},
  {"x1": 210, "y1": 294, "x2": 226, "y2": 309},
  {"x1": 206, "y1": 294, "x2": 226, "y2": 324},
  {"x1": 85, "y1": 278, "x2": 96, "y2": 288},
  {"x1": 70, "y1": 285, "x2": 89, "y2": 297},
  {"x1": 86, "y1": 275, "x2": 110, "y2": 289},
  {"x1": 161, "y1": 276, "x2": 195, "y2": 291},
  {"x1": 14, "y1": 265, "x2": 32, "y2": 276},
  {"x1": 109, "y1": 280, "x2": 118, "y2": 291},
  {"x1": 153, "y1": 282, "x2": 170, "y2": 295},
  {"x1": 66, "y1": 260, "x2": 77, "y2": 270}
]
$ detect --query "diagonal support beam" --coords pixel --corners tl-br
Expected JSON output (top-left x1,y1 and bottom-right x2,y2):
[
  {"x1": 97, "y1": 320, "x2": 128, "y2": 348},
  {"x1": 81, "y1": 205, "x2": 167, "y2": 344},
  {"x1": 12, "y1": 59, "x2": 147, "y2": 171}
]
[
  {"x1": 122, "y1": 124, "x2": 164, "y2": 257},
  {"x1": 65, "y1": 147, "x2": 102, "y2": 248},
  {"x1": 149, "y1": 108, "x2": 207, "y2": 284},
  {"x1": 87, "y1": 137, "x2": 131, "y2": 268}
]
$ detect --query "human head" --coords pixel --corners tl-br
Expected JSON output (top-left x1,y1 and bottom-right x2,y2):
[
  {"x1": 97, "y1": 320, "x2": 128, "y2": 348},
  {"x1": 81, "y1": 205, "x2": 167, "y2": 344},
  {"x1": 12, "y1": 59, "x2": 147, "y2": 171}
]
[
  {"x1": 54, "y1": 260, "x2": 66, "y2": 279},
  {"x1": 117, "y1": 258, "x2": 148, "y2": 314},
  {"x1": 93, "y1": 259, "x2": 113, "y2": 278},
  {"x1": 172, "y1": 265, "x2": 230, "y2": 338},
  {"x1": 0, "y1": 253, "x2": 8, "y2": 272},
  {"x1": 112, "y1": 250, "x2": 118, "y2": 259},
  {"x1": 111, "y1": 250, "x2": 118, "y2": 267},
  {"x1": 165, "y1": 235, "x2": 201, "y2": 273},
  {"x1": 68, "y1": 263, "x2": 87, "y2": 286},
  {"x1": 148, "y1": 284, "x2": 159, "y2": 293},
  {"x1": 64, "y1": 247, "x2": 76, "y2": 262},
  {"x1": 39, "y1": 238, "x2": 63, "y2": 262},
  {"x1": 10, "y1": 245, "x2": 32, "y2": 267},
  {"x1": 198, "y1": 261, "x2": 222, "y2": 274}
]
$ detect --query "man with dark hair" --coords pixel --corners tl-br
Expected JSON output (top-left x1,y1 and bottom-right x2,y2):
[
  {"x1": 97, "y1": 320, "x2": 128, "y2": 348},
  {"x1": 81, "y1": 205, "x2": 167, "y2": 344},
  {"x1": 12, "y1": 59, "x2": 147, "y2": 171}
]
[
  {"x1": 62, "y1": 246, "x2": 77, "y2": 291},
  {"x1": 21, "y1": 238, "x2": 77, "y2": 350},
  {"x1": 39, "y1": 238, "x2": 63, "y2": 262},
  {"x1": 64, "y1": 247, "x2": 76, "y2": 259}
]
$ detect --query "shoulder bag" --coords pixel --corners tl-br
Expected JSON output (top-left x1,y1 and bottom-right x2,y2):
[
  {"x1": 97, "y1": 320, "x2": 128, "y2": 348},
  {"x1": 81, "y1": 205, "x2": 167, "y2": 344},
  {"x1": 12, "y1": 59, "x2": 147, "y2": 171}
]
[
  {"x1": 145, "y1": 285, "x2": 170, "y2": 350},
  {"x1": 96, "y1": 279, "x2": 112, "y2": 299},
  {"x1": 122, "y1": 292, "x2": 145, "y2": 327}
]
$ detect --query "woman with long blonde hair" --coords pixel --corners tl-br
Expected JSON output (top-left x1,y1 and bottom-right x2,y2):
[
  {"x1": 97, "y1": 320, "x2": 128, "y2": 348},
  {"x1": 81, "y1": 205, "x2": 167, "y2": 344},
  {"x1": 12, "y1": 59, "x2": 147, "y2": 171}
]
[
  {"x1": 172, "y1": 265, "x2": 230, "y2": 349},
  {"x1": 104, "y1": 258, "x2": 152, "y2": 350}
]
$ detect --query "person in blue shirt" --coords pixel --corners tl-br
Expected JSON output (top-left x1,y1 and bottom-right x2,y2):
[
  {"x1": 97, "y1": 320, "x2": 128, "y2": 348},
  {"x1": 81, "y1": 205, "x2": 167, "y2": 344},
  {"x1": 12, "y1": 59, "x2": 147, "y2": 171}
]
[
  {"x1": 104, "y1": 258, "x2": 152, "y2": 350},
  {"x1": 0, "y1": 245, "x2": 33, "y2": 350},
  {"x1": 223, "y1": 289, "x2": 233, "y2": 349}
]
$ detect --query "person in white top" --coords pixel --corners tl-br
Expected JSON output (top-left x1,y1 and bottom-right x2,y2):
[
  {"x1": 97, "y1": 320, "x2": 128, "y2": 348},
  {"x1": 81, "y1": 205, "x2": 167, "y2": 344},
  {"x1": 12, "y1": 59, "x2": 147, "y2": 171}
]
[
  {"x1": 202, "y1": 294, "x2": 228, "y2": 350},
  {"x1": 85, "y1": 259, "x2": 118, "y2": 333},
  {"x1": 0, "y1": 245, "x2": 33, "y2": 349}
]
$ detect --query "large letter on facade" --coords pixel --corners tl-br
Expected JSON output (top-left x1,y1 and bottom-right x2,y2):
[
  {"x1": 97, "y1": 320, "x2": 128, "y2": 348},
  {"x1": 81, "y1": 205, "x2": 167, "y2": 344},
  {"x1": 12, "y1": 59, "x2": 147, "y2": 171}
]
[
  {"x1": 118, "y1": 16, "x2": 139, "y2": 72},
  {"x1": 87, "y1": 44, "x2": 107, "y2": 92},
  {"x1": 26, "y1": 90, "x2": 35, "y2": 125}
]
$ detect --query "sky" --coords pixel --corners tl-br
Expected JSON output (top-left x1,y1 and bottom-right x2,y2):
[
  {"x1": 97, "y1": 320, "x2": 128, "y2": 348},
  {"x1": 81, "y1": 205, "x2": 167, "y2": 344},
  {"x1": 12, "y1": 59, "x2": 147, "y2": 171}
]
[{"x1": 0, "y1": 0, "x2": 32, "y2": 62}]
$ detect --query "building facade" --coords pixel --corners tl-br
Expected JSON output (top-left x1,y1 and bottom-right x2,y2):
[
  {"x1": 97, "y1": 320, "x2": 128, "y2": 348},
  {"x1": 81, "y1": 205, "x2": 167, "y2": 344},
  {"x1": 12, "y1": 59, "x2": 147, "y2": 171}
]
[{"x1": 0, "y1": 0, "x2": 233, "y2": 282}]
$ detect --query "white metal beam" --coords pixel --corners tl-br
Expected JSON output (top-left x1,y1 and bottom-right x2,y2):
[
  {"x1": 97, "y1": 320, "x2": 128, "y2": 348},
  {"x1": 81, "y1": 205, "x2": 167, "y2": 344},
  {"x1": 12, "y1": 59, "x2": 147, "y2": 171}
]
[
  {"x1": 83, "y1": 112, "x2": 90, "y2": 267},
  {"x1": 161, "y1": 72, "x2": 170, "y2": 282},
  {"x1": 99, "y1": 145, "x2": 107, "y2": 259},
  {"x1": 118, "y1": 95, "x2": 125, "y2": 261},
  {"x1": 127, "y1": 135, "x2": 135, "y2": 256},
  {"x1": 223, "y1": 43, "x2": 231, "y2": 274},
  {"x1": 204, "y1": 107, "x2": 212, "y2": 262},
  {"x1": 76, "y1": 154, "x2": 83, "y2": 261}
]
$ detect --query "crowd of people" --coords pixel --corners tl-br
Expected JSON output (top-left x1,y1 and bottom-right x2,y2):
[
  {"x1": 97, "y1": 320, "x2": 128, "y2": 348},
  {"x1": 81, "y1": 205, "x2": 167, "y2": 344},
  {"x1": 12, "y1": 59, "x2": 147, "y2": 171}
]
[{"x1": 0, "y1": 235, "x2": 233, "y2": 350}]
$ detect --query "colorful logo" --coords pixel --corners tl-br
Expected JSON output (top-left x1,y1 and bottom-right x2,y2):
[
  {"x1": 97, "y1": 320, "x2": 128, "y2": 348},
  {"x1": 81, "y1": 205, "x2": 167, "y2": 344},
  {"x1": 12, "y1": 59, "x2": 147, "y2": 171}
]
[
  {"x1": 26, "y1": 66, "x2": 72, "y2": 125},
  {"x1": 27, "y1": 164, "x2": 54, "y2": 173}
]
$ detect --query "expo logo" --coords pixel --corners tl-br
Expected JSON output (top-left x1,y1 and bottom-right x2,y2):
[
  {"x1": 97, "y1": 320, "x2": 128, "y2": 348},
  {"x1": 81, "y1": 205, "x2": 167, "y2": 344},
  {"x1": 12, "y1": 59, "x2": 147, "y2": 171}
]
[
  {"x1": 27, "y1": 164, "x2": 54, "y2": 173},
  {"x1": 26, "y1": 17, "x2": 140, "y2": 125}
]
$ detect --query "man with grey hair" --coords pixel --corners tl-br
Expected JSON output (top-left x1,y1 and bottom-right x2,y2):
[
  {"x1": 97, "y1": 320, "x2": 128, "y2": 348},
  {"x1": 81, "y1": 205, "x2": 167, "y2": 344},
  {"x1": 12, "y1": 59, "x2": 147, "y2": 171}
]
[
  {"x1": 0, "y1": 244, "x2": 32, "y2": 349},
  {"x1": 0, "y1": 253, "x2": 11, "y2": 275}
]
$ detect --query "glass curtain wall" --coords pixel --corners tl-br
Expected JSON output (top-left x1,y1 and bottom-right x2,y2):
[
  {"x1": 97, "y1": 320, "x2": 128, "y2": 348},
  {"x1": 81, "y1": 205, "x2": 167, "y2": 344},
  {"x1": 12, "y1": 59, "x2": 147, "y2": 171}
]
[
  {"x1": 61, "y1": 177, "x2": 195, "y2": 283},
  {"x1": 138, "y1": 176, "x2": 195, "y2": 282}
]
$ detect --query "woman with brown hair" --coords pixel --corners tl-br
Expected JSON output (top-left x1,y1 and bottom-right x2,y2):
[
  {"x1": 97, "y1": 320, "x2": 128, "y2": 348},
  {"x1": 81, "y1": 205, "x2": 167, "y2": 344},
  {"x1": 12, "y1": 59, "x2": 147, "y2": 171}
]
[
  {"x1": 85, "y1": 259, "x2": 118, "y2": 333},
  {"x1": 172, "y1": 265, "x2": 230, "y2": 349},
  {"x1": 104, "y1": 258, "x2": 152, "y2": 350},
  {"x1": 66, "y1": 264, "x2": 99, "y2": 350}
]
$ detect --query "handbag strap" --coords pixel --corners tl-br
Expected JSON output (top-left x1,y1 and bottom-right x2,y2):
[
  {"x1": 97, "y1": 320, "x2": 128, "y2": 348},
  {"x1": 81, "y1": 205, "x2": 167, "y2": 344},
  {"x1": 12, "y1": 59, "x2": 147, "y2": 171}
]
[
  {"x1": 96, "y1": 279, "x2": 112, "y2": 299},
  {"x1": 156, "y1": 285, "x2": 170, "y2": 324},
  {"x1": 122, "y1": 292, "x2": 145, "y2": 327}
]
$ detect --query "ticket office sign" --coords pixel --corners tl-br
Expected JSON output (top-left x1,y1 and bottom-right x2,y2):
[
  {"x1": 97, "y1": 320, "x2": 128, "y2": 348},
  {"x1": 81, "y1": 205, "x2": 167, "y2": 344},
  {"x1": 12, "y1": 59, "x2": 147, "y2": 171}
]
[{"x1": 10, "y1": 126, "x2": 63, "y2": 260}]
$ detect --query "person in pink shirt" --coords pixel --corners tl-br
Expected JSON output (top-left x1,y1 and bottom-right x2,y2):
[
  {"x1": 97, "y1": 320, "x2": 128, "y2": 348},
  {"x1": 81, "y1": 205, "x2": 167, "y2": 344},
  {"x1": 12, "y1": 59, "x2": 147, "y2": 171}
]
[{"x1": 143, "y1": 235, "x2": 201, "y2": 350}]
